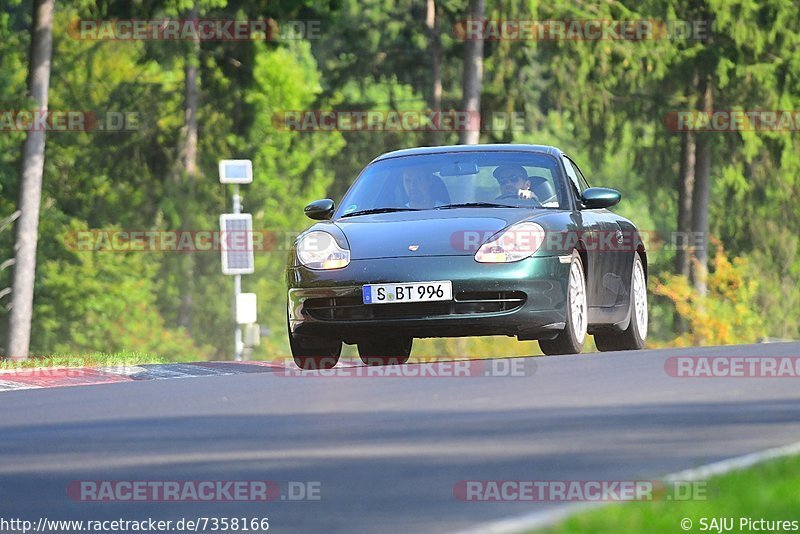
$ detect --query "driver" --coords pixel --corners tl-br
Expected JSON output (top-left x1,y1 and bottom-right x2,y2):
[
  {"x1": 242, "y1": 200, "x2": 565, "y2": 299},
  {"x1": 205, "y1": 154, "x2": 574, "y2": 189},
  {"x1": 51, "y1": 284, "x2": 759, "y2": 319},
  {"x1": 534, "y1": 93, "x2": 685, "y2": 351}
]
[
  {"x1": 493, "y1": 164, "x2": 535, "y2": 200},
  {"x1": 403, "y1": 168, "x2": 439, "y2": 208}
]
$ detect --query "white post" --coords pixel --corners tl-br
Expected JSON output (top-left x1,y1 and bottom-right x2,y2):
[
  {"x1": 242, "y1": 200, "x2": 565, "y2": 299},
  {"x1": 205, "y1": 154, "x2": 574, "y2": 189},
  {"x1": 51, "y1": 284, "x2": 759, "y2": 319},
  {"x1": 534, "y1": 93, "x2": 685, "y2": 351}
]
[
  {"x1": 234, "y1": 274, "x2": 243, "y2": 361},
  {"x1": 219, "y1": 160, "x2": 254, "y2": 361},
  {"x1": 232, "y1": 183, "x2": 243, "y2": 361}
]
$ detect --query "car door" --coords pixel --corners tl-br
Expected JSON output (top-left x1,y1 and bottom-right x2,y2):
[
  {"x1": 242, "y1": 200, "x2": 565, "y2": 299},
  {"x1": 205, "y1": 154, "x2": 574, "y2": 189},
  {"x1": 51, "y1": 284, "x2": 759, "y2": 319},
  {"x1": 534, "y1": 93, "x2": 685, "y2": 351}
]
[
  {"x1": 561, "y1": 155, "x2": 603, "y2": 308},
  {"x1": 564, "y1": 156, "x2": 624, "y2": 308}
]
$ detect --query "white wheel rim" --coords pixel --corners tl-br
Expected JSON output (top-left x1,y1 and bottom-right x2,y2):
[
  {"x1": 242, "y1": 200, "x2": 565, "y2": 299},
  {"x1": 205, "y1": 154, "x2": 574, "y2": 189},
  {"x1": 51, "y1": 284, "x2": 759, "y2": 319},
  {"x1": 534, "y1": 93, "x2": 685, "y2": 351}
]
[
  {"x1": 633, "y1": 259, "x2": 648, "y2": 340},
  {"x1": 569, "y1": 259, "x2": 587, "y2": 344}
]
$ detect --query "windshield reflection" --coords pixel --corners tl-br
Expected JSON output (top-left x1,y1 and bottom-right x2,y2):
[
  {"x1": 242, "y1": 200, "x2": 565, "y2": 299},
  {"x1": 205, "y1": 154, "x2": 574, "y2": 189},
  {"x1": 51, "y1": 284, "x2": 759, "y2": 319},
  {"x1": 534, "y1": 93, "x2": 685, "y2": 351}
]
[{"x1": 336, "y1": 151, "x2": 564, "y2": 218}]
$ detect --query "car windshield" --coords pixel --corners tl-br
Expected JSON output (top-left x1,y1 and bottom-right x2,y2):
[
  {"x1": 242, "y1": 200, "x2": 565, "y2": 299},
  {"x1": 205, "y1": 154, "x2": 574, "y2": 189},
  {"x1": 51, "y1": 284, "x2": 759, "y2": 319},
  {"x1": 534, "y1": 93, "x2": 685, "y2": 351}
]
[{"x1": 336, "y1": 151, "x2": 566, "y2": 218}]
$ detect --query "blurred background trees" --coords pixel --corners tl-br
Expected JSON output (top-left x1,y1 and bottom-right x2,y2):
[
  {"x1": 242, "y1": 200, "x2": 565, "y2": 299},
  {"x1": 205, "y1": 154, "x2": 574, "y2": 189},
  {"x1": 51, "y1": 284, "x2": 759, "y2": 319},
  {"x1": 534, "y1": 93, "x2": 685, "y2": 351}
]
[{"x1": 1, "y1": 0, "x2": 798, "y2": 359}]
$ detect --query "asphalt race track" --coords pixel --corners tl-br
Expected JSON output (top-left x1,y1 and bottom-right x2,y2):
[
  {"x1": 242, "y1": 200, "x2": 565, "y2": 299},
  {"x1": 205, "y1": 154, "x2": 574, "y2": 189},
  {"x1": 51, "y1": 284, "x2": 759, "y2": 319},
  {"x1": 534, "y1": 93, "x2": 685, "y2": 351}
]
[{"x1": 1, "y1": 342, "x2": 799, "y2": 533}]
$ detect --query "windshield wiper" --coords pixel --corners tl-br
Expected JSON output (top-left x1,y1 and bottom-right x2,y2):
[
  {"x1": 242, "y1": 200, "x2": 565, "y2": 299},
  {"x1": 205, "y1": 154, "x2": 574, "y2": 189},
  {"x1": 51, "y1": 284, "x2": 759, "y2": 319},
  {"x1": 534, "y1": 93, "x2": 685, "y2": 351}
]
[
  {"x1": 434, "y1": 202, "x2": 518, "y2": 209},
  {"x1": 340, "y1": 207, "x2": 421, "y2": 218}
]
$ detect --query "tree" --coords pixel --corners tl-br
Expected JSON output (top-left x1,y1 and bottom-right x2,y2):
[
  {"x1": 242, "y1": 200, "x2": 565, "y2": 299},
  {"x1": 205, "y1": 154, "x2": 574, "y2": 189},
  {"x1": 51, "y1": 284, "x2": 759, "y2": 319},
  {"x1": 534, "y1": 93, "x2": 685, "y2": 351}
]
[
  {"x1": 425, "y1": 0, "x2": 443, "y2": 145},
  {"x1": 459, "y1": 0, "x2": 484, "y2": 145},
  {"x1": 6, "y1": 0, "x2": 54, "y2": 360},
  {"x1": 176, "y1": 1, "x2": 201, "y2": 332},
  {"x1": 690, "y1": 75, "x2": 713, "y2": 295}
]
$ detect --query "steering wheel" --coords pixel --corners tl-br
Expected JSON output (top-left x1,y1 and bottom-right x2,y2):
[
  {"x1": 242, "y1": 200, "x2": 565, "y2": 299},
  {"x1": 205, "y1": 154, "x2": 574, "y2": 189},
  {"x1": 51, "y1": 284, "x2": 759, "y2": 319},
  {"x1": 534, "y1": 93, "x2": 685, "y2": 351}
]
[{"x1": 496, "y1": 193, "x2": 542, "y2": 206}]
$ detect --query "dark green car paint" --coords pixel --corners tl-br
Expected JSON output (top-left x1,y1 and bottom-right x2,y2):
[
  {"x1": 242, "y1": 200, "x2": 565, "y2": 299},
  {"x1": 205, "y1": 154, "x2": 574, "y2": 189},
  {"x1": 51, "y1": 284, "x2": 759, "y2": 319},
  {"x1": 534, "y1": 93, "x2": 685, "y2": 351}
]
[{"x1": 286, "y1": 144, "x2": 646, "y2": 345}]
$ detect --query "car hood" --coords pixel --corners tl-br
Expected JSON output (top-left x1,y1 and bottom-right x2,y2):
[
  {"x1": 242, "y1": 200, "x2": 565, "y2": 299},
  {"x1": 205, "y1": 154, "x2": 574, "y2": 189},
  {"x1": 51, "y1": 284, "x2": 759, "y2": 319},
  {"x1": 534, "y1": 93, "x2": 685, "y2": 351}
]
[{"x1": 331, "y1": 208, "x2": 547, "y2": 259}]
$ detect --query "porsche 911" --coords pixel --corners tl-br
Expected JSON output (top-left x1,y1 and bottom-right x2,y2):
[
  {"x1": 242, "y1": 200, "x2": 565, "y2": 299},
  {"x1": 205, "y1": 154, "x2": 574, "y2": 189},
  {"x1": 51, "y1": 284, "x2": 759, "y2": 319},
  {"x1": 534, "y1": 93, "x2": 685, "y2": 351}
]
[{"x1": 286, "y1": 144, "x2": 648, "y2": 369}]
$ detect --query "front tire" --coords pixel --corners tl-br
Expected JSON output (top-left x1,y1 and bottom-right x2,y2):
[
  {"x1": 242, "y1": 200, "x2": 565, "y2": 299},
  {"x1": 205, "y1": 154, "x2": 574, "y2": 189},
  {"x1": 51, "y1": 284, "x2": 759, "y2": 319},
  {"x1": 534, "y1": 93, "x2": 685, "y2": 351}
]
[
  {"x1": 594, "y1": 253, "x2": 647, "y2": 351},
  {"x1": 357, "y1": 337, "x2": 413, "y2": 366},
  {"x1": 288, "y1": 323, "x2": 342, "y2": 370},
  {"x1": 539, "y1": 251, "x2": 587, "y2": 355}
]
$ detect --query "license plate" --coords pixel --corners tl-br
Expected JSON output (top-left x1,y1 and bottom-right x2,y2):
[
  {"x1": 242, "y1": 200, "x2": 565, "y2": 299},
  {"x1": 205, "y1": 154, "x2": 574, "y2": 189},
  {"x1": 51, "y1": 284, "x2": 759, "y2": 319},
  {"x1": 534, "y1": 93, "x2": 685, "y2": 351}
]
[{"x1": 362, "y1": 281, "x2": 452, "y2": 304}]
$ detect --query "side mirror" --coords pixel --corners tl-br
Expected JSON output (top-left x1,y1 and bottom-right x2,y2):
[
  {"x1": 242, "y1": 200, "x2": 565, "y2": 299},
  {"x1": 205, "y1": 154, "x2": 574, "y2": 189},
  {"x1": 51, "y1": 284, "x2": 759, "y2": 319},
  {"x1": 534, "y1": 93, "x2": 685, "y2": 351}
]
[
  {"x1": 304, "y1": 199, "x2": 335, "y2": 220},
  {"x1": 581, "y1": 187, "x2": 621, "y2": 209}
]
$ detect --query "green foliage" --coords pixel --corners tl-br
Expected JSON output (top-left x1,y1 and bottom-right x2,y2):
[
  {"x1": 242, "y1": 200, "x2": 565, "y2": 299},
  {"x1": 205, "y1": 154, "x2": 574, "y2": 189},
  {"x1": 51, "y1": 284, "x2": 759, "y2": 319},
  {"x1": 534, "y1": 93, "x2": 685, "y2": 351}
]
[
  {"x1": 244, "y1": 39, "x2": 345, "y2": 357},
  {"x1": 651, "y1": 239, "x2": 765, "y2": 346},
  {"x1": 32, "y1": 220, "x2": 209, "y2": 358},
  {"x1": 0, "y1": 351, "x2": 170, "y2": 369},
  {"x1": 540, "y1": 453, "x2": 800, "y2": 534}
]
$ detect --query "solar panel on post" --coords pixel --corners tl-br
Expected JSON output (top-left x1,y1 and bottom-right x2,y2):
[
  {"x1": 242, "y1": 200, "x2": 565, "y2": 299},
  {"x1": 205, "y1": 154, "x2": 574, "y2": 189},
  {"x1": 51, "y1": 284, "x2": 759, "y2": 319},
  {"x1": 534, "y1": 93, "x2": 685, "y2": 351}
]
[{"x1": 220, "y1": 214, "x2": 254, "y2": 275}]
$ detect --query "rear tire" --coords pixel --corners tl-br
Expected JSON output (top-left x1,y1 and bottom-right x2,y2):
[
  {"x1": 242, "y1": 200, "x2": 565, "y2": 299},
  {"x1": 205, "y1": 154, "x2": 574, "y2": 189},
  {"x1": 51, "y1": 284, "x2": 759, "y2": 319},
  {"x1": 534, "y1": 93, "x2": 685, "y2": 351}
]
[
  {"x1": 357, "y1": 337, "x2": 413, "y2": 366},
  {"x1": 539, "y1": 251, "x2": 587, "y2": 355},
  {"x1": 595, "y1": 253, "x2": 647, "y2": 351}
]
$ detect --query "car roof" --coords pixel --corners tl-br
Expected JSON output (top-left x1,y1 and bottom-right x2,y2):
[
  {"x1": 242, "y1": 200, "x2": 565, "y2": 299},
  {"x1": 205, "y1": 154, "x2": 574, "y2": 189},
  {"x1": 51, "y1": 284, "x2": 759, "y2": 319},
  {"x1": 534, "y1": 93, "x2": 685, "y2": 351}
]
[{"x1": 370, "y1": 144, "x2": 563, "y2": 164}]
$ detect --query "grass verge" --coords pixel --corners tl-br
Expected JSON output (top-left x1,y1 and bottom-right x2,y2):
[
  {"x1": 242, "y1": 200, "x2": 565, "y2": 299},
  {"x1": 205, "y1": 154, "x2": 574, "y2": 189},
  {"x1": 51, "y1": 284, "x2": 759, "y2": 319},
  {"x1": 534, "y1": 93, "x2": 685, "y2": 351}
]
[
  {"x1": 0, "y1": 351, "x2": 171, "y2": 370},
  {"x1": 537, "y1": 453, "x2": 800, "y2": 533}
]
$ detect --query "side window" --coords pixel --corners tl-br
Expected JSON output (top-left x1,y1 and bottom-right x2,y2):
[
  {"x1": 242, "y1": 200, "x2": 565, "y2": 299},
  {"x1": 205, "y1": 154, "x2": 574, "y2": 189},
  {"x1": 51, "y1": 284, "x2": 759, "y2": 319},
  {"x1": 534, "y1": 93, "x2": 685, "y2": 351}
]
[
  {"x1": 568, "y1": 159, "x2": 591, "y2": 191},
  {"x1": 561, "y1": 156, "x2": 582, "y2": 200}
]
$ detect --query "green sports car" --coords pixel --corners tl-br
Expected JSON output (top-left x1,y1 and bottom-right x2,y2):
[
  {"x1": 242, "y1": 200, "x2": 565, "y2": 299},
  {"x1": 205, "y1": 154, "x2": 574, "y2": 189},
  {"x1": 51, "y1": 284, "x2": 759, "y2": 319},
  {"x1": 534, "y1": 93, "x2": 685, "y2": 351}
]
[{"x1": 286, "y1": 144, "x2": 648, "y2": 369}]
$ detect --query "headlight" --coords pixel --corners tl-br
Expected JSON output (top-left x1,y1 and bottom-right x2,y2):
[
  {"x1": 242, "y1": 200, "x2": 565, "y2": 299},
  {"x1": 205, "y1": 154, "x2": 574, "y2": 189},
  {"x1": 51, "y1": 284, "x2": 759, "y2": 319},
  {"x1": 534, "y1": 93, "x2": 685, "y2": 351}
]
[
  {"x1": 296, "y1": 231, "x2": 350, "y2": 270},
  {"x1": 475, "y1": 222, "x2": 545, "y2": 263}
]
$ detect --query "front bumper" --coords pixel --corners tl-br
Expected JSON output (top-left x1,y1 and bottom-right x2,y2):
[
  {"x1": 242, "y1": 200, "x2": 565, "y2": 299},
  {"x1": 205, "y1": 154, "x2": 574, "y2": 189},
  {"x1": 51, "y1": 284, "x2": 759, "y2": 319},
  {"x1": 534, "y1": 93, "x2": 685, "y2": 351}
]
[{"x1": 287, "y1": 255, "x2": 569, "y2": 343}]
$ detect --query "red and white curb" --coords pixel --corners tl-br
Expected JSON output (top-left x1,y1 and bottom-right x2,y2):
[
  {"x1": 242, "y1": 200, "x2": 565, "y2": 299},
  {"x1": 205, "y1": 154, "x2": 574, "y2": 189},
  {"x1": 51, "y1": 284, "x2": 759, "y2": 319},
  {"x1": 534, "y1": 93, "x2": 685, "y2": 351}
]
[
  {"x1": 0, "y1": 361, "x2": 288, "y2": 392},
  {"x1": 0, "y1": 357, "x2": 478, "y2": 392}
]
